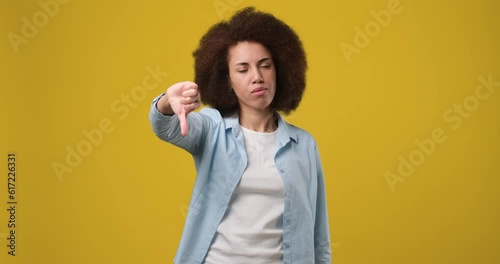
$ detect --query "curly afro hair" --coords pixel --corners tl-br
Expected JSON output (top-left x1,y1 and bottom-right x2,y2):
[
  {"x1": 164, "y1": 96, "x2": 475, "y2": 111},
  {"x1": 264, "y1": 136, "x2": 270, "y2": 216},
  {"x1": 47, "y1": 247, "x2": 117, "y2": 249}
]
[{"x1": 193, "y1": 7, "x2": 307, "y2": 117}]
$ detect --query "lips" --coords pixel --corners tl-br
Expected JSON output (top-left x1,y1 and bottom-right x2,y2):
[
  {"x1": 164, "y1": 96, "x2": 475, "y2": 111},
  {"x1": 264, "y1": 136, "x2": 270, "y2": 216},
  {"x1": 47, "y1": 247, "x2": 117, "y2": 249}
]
[{"x1": 251, "y1": 87, "x2": 267, "y2": 93}]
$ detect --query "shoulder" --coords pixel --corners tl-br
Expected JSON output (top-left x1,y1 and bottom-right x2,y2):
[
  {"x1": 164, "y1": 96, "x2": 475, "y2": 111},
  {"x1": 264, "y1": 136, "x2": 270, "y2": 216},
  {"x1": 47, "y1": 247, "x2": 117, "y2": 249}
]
[
  {"x1": 280, "y1": 118, "x2": 318, "y2": 147},
  {"x1": 193, "y1": 107, "x2": 239, "y2": 132},
  {"x1": 199, "y1": 107, "x2": 240, "y2": 130},
  {"x1": 199, "y1": 107, "x2": 221, "y2": 119},
  {"x1": 192, "y1": 107, "x2": 224, "y2": 124},
  {"x1": 198, "y1": 107, "x2": 222, "y2": 120}
]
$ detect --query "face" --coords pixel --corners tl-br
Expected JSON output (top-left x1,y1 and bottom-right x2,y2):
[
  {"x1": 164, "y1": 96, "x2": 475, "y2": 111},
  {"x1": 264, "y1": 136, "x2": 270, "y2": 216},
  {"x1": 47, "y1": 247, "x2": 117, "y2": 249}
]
[{"x1": 227, "y1": 41, "x2": 276, "y2": 114}]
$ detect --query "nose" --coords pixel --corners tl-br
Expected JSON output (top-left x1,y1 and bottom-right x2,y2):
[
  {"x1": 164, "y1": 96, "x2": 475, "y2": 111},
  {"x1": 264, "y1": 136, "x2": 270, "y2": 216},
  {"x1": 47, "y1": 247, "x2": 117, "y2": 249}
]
[{"x1": 251, "y1": 67, "x2": 264, "y2": 84}]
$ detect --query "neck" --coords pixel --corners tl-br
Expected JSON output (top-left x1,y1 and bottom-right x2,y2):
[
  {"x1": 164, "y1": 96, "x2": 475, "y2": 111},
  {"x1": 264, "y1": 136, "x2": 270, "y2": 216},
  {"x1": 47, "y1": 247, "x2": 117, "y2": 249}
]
[{"x1": 239, "y1": 108, "x2": 277, "y2": 133}]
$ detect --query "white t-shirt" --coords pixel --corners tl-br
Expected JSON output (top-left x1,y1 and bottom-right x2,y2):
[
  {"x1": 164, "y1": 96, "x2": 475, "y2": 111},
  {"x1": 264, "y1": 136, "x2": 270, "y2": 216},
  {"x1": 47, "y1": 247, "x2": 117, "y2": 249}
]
[{"x1": 204, "y1": 126, "x2": 285, "y2": 263}]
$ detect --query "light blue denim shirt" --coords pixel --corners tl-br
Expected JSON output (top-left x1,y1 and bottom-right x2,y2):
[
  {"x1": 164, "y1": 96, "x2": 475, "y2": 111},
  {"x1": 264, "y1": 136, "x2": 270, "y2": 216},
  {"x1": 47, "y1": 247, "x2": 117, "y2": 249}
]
[{"x1": 149, "y1": 95, "x2": 331, "y2": 264}]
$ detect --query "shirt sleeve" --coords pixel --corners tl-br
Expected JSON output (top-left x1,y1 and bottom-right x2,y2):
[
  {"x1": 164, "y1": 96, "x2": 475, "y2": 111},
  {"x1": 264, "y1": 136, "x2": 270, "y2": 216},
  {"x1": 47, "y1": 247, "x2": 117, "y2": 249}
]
[
  {"x1": 314, "y1": 144, "x2": 332, "y2": 263},
  {"x1": 148, "y1": 93, "x2": 215, "y2": 155}
]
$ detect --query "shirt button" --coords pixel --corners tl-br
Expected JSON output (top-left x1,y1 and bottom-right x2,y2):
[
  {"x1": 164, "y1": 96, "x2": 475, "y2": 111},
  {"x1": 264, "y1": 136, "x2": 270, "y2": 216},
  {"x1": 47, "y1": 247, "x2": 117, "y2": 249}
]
[
  {"x1": 285, "y1": 217, "x2": 290, "y2": 223},
  {"x1": 284, "y1": 192, "x2": 289, "y2": 198},
  {"x1": 280, "y1": 169, "x2": 285, "y2": 173},
  {"x1": 284, "y1": 242, "x2": 290, "y2": 248}
]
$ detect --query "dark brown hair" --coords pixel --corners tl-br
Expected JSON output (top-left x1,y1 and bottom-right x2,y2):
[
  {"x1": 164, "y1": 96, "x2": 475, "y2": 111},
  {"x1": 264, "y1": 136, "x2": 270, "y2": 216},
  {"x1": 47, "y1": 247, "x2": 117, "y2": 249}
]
[{"x1": 193, "y1": 7, "x2": 307, "y2": 116}]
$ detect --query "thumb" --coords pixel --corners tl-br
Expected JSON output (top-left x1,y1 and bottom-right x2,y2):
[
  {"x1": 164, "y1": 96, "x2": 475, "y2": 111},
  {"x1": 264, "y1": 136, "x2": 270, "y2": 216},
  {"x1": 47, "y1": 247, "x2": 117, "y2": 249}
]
[{"x1": 179, "y1": 109, "x2": 189, "y2": 136}]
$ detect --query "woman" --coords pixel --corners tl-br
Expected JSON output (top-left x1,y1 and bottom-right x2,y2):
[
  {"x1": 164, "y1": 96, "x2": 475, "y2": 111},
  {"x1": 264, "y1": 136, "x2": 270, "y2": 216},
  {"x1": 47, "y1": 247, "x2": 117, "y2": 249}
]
[{"x1": 149, "y1": 7, "x2": 331, "y2": 263}]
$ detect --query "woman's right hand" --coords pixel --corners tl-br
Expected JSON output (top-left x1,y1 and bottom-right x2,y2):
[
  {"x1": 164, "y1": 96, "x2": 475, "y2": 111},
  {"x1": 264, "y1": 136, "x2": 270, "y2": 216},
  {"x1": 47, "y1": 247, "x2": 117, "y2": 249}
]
[{"x1": 157, "y1": 81, "x2": 201, "y2": 136}]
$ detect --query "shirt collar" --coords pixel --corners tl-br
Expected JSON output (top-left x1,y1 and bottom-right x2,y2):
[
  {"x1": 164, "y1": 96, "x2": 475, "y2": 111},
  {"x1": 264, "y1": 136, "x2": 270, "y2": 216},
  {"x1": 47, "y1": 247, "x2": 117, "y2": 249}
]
[{"x1": 223, "y1": 112, "x2": 298, "y2": 146}]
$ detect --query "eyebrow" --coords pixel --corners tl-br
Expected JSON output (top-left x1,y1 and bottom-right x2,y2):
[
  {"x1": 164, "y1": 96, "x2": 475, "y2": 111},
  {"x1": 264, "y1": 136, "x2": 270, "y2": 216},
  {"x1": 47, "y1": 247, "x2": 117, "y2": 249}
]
[{"x1": 234, "y1": 57, "x2": 272, "y2": 67}]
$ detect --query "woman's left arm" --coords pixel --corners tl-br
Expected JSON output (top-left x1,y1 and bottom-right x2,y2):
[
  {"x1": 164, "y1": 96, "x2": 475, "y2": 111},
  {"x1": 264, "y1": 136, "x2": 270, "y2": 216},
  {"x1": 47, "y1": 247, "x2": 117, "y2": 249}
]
[{"x1": 314, "y1": 145, "x2": 332, "y2": 263}]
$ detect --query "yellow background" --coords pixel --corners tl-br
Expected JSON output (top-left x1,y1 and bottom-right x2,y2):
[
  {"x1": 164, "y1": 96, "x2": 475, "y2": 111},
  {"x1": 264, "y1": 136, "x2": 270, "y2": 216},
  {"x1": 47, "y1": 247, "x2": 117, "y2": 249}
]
[{"x1": 1, "y1": 0, "x2": 499, "y2": 263}]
